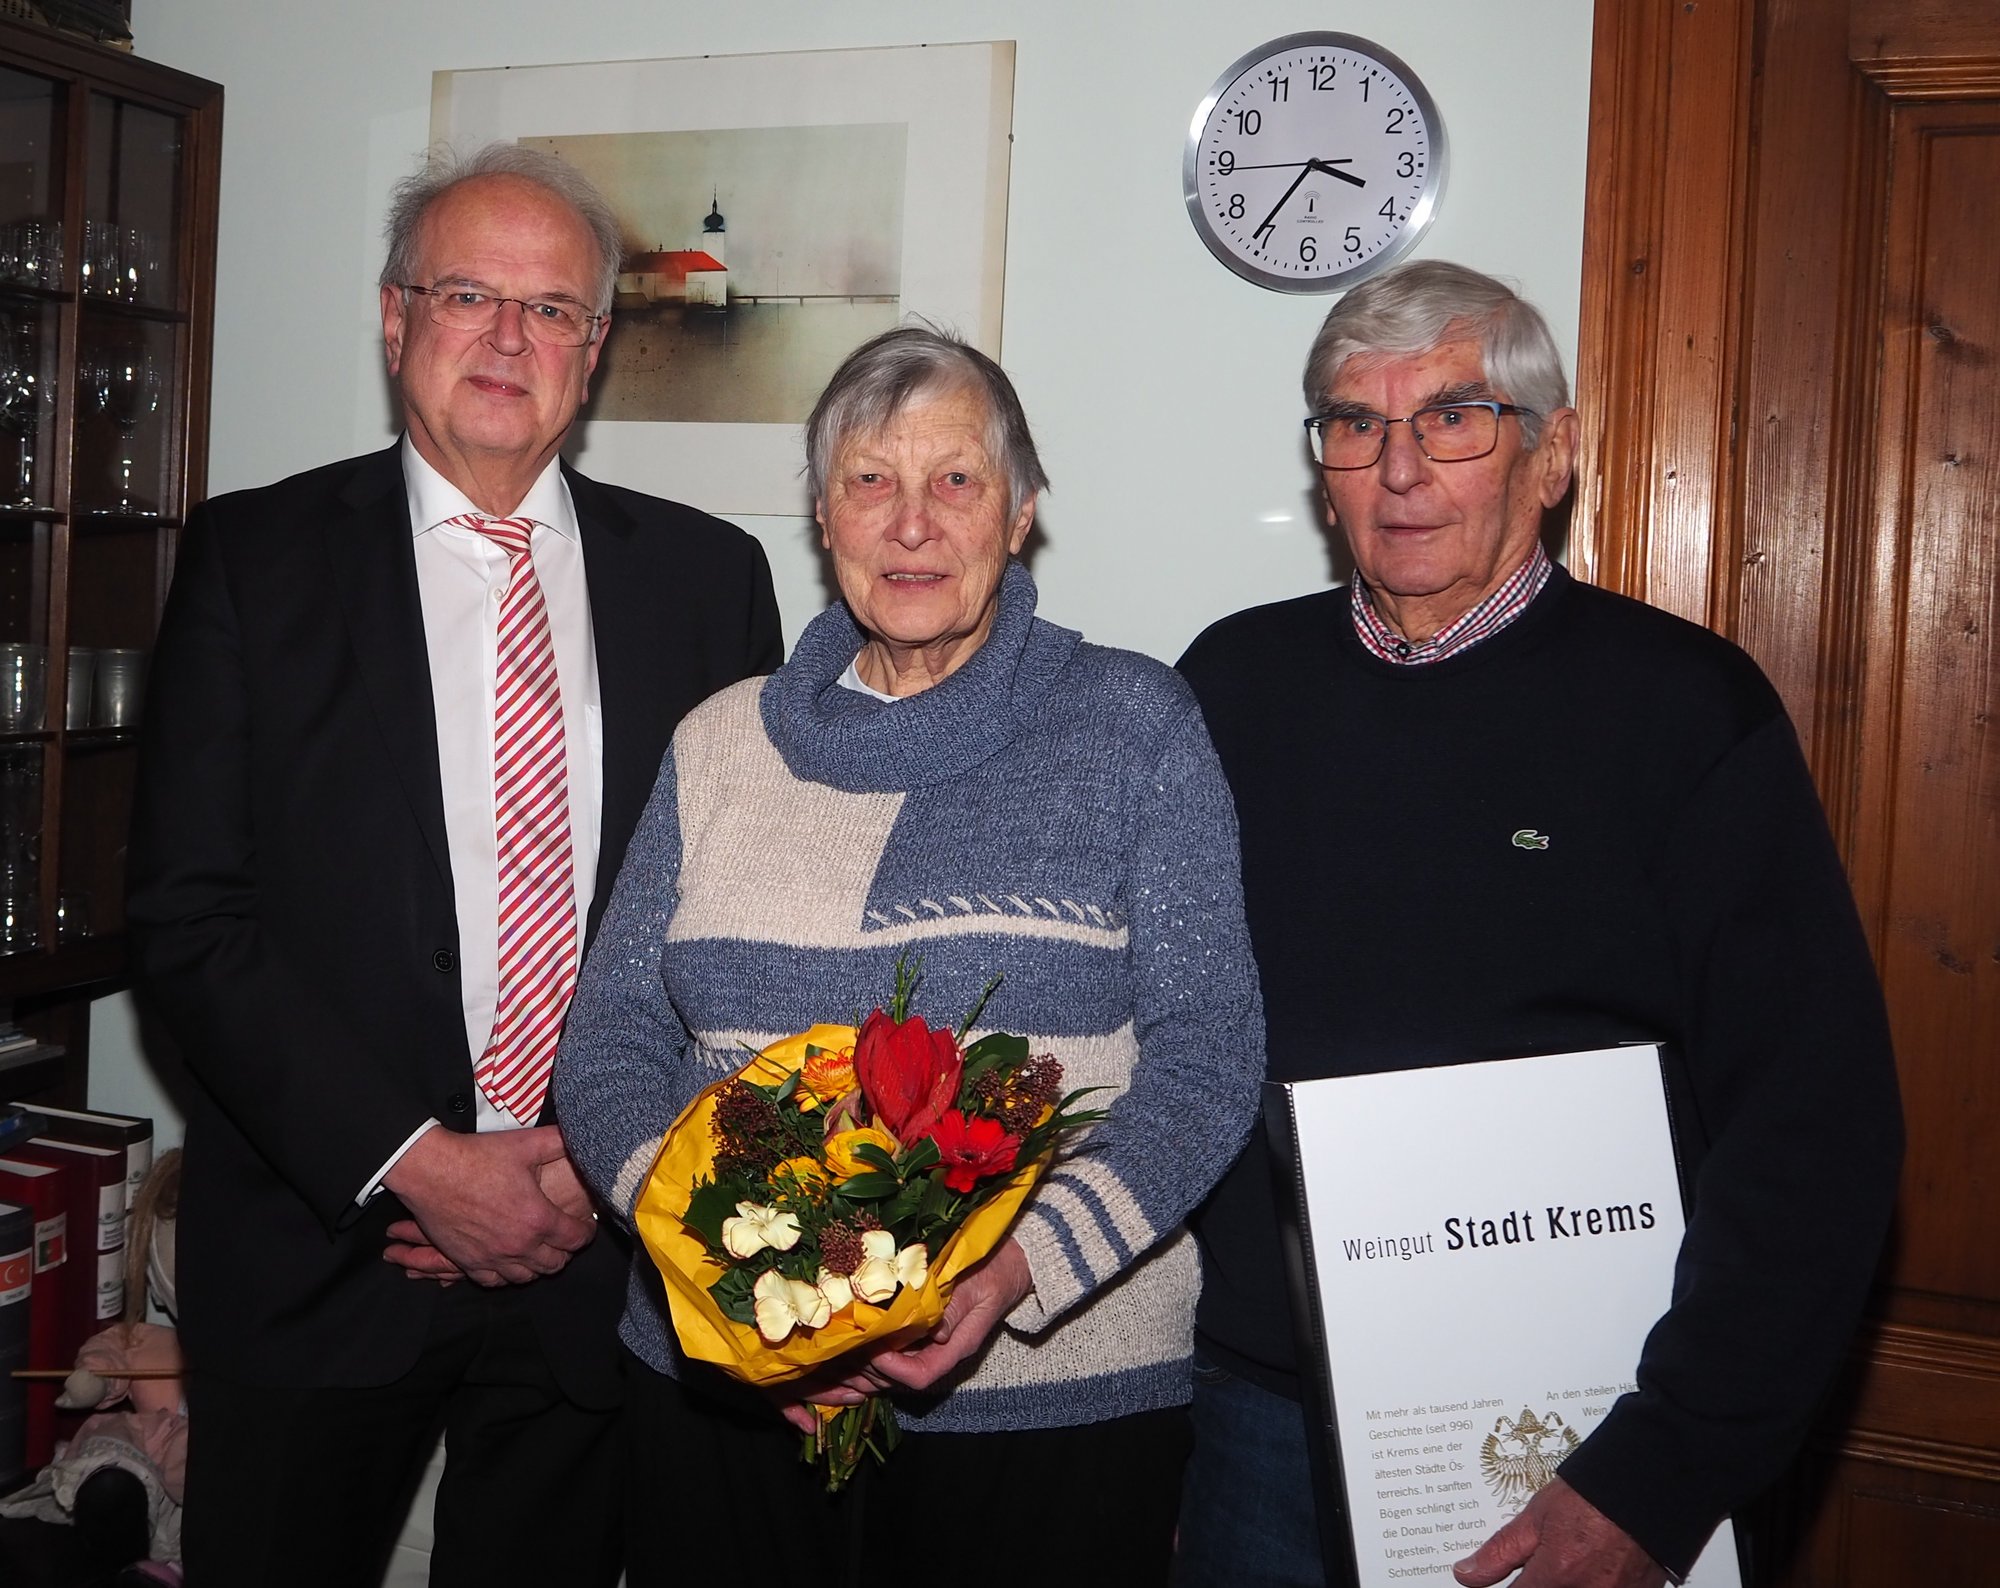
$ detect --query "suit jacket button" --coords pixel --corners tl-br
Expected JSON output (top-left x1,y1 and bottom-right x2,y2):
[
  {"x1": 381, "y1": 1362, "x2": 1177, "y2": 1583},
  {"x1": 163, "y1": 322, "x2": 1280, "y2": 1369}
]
[
  {"x1": 432, "y1": 949, "x2": 456, "y2": 972},
  {"x1": 447, "y1": 1092, "x2": 470, "y2": 1115}
]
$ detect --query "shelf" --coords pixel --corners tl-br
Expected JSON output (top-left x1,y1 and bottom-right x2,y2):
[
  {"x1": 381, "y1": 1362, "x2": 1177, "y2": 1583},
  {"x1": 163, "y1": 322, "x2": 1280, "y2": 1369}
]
[
  {"x1": 0, "y1": 934, "x2": 128, "y2": 1001},
  {"x1": 58, "y1": 728, "x2": 138, "y2": 750},
  {"x1": 78, "y1": 298, "x2": 187, "y2": 326},
  {"x1": 0, "y1": 1040, "x2": 65, "y2": 1076},
  {"x1": 0, "y1": 283, "x2": 68, "y2": 309}
]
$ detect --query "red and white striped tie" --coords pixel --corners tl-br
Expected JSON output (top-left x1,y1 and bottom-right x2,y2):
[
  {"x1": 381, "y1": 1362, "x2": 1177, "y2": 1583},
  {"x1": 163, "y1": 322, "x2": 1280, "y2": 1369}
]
[{"x1": 458, "y1": 513, "x2": 577, "y2": 1123}]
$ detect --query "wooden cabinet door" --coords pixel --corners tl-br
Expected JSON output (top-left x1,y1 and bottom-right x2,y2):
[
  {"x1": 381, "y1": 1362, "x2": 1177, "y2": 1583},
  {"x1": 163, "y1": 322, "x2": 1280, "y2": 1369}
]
[{"x1": 1576, "y1": 2, "x2": 2000, "y2": 1580}]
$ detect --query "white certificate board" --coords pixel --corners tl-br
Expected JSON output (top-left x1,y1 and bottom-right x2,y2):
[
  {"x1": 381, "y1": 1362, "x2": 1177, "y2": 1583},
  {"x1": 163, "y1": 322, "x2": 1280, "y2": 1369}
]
[{"x1": 1268, "y1": 1045, "x2": 1742, "y2": 1588}]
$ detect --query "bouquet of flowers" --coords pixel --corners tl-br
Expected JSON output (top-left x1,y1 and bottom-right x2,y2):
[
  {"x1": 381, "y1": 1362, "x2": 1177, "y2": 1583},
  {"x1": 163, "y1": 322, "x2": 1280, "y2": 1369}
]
[{"x1": 633, "y1": 961, "x2": 1103, "y2": 1491}]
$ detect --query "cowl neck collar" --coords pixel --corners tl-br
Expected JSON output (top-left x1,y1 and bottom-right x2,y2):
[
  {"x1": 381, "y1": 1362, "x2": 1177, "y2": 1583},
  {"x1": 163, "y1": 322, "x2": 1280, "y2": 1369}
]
[{"x1": 760, "y1": 561, "x2": 1080, "y2": 792}]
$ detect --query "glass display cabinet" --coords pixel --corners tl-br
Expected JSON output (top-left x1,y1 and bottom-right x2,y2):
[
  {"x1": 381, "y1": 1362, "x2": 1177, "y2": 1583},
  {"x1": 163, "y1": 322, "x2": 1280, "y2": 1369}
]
[{"x1": 0, "y1": 18, "x2": 219, "y2": 1101}]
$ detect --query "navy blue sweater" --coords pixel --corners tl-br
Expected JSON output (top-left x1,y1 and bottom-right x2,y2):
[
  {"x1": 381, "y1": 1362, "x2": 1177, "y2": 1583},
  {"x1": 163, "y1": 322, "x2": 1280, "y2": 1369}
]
[{"x1": 1178, "y1": 566, "x2": 1901, "y2": 1575}]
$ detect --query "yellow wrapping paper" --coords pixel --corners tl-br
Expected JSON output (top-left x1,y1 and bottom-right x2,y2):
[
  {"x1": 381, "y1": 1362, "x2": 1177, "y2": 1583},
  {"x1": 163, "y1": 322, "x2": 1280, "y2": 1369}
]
[{"x1": 634, "y1": 1023, "x2": 1045, "y2": 1387}]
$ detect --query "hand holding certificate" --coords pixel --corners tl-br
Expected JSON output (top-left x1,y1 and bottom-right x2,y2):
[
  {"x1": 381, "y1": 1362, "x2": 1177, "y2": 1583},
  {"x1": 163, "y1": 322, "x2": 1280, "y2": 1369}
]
[{"x1": 1268, "y1": 1045, "x2": 1742, "y2": 1588}]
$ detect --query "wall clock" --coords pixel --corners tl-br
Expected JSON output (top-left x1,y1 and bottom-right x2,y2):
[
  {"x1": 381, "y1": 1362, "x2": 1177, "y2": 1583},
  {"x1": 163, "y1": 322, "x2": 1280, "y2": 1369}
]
[{"x1": 1183, "y1": 32, "x2": 1447, "y2": 293}]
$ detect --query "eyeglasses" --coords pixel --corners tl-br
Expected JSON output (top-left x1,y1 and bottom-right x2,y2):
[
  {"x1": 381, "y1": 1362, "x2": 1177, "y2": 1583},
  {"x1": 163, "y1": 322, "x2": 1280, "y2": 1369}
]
[
  {"x1": 399, "y1": 282, "x2": 606, "y2": 347},
  {"x1": 1304, "y1": 400, "x2": 1536, "y2": 469}
]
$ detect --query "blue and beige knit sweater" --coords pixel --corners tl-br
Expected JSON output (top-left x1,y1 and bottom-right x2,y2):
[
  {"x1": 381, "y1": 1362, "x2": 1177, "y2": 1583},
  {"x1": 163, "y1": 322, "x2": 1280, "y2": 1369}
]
[{"x1": 554, "y1": 563, "x2": 1265, "y2": 1433}]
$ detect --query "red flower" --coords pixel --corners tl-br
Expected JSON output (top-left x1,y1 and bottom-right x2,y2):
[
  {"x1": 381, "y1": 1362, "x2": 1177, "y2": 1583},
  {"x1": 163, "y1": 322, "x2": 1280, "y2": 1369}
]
[
  {"x1": 854, "y1": 1008, "x2": 963, "y2": 1146},
  {"x1": 926, "y1": 1109, "x2": 1022, "y2": 1193}
]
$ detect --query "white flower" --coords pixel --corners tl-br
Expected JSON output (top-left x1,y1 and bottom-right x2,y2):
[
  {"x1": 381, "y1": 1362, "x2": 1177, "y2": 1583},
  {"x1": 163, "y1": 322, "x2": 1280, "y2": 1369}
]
[
  {"x1": 722, "y1": 1202, "x2": 802, "y2": 1259},
  {"x1": 851, "y1": 1230, "x2": 930, "y2": 1304},
  {"x1": 753, "y1": 1269, "x2": 831, "y2": 1343},
  {"x1": 816, "y1": 1268, "x2": 855, "y2": 1314}
]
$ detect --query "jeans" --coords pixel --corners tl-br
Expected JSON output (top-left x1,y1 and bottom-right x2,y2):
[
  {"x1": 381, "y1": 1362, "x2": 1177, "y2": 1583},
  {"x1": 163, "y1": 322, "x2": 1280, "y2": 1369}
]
[{"x1": 1173, "y1": 1347, "x2": 1329, "y2": 1588}]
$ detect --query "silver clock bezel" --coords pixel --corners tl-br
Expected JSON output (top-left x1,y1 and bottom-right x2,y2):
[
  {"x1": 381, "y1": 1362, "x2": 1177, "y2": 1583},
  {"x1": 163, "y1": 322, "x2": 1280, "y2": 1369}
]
[{"x1": 1182, "y1": 31, "x2": 1449, "y2": 295}]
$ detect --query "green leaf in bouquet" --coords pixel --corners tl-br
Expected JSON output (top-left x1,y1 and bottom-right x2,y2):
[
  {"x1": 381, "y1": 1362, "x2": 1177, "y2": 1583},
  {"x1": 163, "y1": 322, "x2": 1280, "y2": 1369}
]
[
  {"x1": 773, "y1": 1068, "x2": 803, "y2": 1104},
  {"x1": 835, "y1": 1171, "x2": 901, "y2": 1201},
  {"x1": 709, "y1": 1263, "x2": 761, "y2": 1328},
  {"x1": 896, "y1": 1135, "x2": 941, "y2": 1177},
  {"x1": 884, "y1": 1180, "x2": 928, "y2": 1228},
  {"x1": 851, "y1": 1141, "x2": 900, "y2": 1177},
  {"x1": 683, "y1": 1178, "x2": 751, "y2": 1250},
  {"x1": 954, "y1": 973, "x2": 1004, "y2": 1043},
  {"x1": 959, "y1": 1030, "x2": 1028, "y2": 1085}
]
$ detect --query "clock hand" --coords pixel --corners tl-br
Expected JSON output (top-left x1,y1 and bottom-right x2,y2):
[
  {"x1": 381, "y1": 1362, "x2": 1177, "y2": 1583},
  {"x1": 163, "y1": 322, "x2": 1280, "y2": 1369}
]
[
  {"x1": 1252, "y1": 160, "x2": 1321, "y2": 244},
  {"x1": 1222, "y1": 156, "x2": 1356, "y2": 174},
  {"x1": 1315, "y1": 158, "x2": 1367, "y2": 190}
]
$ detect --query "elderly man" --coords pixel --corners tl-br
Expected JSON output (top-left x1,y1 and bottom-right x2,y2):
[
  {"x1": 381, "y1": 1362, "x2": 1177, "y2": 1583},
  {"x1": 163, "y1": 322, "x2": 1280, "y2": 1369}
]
[
  {"x1": 127, "y1": 145, "x2": 780, "y2": 1585},
  {"x1": 1174, "y1": 260, "x2": 1901, "y2": 1588}
]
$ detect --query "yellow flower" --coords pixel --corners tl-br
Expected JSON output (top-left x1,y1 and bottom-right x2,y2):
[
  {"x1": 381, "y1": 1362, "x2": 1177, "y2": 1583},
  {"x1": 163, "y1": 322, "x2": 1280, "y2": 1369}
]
[
  {"x1": 801, "y1": 1041, "x2": 859, "y2": 1103},
  {"x1": 753, "y1": 1269, "x2": 831, "y2": 1343},
  {"x1": 775, "y1": 1156, "x2": 828, "y2": 1192},
  {"x1": 721, "y1": 1202, "x2": 802, "y2": 1259},
  {"x1": 824, "y1": 1126, "x2": 898, "y2": 1179},
  {"x1": 851, "y1": 1230, "x2": 929, "y2": 1304}
]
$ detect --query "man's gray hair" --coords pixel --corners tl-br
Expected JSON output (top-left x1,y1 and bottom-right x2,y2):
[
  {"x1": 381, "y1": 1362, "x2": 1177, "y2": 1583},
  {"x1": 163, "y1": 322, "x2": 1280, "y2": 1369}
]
[
  {"x1": 805, "y1": 324, "x2": 1049, "y2": 527},
  {"x1": 379, "y1": 143, "x2": 624, "y2": 314},
  {"x1": 1303, "y1": 260, "x2": 1569, "y2": 449}
]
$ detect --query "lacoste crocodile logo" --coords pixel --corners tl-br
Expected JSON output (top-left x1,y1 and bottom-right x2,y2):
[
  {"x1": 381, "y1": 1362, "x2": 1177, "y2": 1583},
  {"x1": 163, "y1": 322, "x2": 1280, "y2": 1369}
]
[{"x1": 1511, "y1": 829, "x2": 1551, "y2": 850}]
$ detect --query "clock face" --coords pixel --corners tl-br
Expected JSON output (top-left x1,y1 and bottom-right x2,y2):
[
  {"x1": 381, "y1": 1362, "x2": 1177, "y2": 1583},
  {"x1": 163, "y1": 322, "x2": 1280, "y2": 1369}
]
[{"x1": 1183, "y1": 32, "x2": 1447, "y2": 293}]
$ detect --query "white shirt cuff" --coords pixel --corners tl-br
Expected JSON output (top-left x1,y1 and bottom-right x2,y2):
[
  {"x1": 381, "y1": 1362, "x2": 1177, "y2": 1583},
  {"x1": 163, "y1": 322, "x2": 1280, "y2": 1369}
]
[{"x1": 358, "y1": 1117, "x2": 442, "y2": 1206}]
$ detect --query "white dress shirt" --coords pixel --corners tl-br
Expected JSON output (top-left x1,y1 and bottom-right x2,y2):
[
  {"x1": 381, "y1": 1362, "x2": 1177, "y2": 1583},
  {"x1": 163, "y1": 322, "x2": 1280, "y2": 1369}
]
[{"x1": 361, "y1": 439, "x2": 603, "y2": 1198}]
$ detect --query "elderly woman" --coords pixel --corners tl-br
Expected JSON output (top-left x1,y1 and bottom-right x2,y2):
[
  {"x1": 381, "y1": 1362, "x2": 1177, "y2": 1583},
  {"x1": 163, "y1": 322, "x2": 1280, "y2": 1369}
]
[{"x1": 554, "y1": 326, "x2": 1263, "y2": 1582}]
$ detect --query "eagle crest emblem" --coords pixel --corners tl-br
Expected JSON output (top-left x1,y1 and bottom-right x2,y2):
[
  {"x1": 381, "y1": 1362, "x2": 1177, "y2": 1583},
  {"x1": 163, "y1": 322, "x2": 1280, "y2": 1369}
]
[{"x1": 1479, "y1": 1407, "x2": 1582, "y2": 1510}]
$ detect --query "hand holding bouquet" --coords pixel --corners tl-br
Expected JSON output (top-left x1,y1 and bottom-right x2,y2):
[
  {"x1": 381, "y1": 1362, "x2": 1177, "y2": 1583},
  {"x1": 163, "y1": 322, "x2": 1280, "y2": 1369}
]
[{"x1": 633, "y1": 961, "x2": 1102, "y2": 1490}]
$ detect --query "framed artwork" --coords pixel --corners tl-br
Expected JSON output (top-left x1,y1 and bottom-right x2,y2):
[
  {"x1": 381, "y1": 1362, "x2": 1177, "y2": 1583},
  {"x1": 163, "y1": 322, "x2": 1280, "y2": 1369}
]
[{"x1": 432, "y1": 41, "x2": 1017, "y2": 517}]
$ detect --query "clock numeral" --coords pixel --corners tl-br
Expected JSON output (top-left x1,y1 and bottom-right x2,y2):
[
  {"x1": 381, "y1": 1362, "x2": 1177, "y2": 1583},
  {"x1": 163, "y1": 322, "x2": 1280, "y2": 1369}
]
[
  {"x1": 1360, "y1": 73, "x2": 1372, "y2": 102},
  {"x1": 1215, "y1": 149, "x2": 1236, "y2": 174},
  {"x1": 1300, "y1": 235, "x2": 1318, "y2": 264},
  {"x1": 1344, "y1": 225, "x2": 1362, "y2": 254},
  {"x1": 1386, "y1": 107, "x2": 1406, "y2": 135},
  {"x1": 1230, "y1": 108, "x2": 1263, "y2": 137},
  {"x1": 1226, "y1": 193, "x2": 1245, "y2": 220},
  {"x1": 1311, "y1": 62, "x2": 1336, "y2": 91},
  {"x1": 1397, "y1": 151, "x2": 1418, "y2": 177},
  {"x1": 1379, "y1": 197, "x2": 1398, "y2": 221},
  {"x1": 1269, "y1": 75, "x2": 1290, "y2": 103}
]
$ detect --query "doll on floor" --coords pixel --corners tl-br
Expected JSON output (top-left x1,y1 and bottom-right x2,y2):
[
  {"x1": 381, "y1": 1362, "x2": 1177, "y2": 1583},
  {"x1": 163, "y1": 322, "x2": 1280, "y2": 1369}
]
[{"x1": 0, "y1": 1150, "x2": 184, "y2": 1585}]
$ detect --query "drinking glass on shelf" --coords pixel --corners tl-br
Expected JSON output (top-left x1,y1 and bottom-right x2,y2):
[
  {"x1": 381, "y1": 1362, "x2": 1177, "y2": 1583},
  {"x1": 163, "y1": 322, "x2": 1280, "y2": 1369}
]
[
  {"x1": 91, "y1": 647, "x2": 147, "y2": 729},
  {"x1": 4, "y1": 218, "x2": 62, "y2": 289},
  {"x1": 0, "y1": 315, "x2": 52, "y2": 508},
  {"x1": 84, "y1": 348, "x2": 165, "y2": 514},
  {"x1": 55, "y1": 887, "x2": 90, "y2": 944},
  {"x1": 65, "y1": 647, "x2": 96, "y2": 730},
  {"x1": 0, "y1": 878, "x2": 37, "y2": 953},
  {"x1": 0, "y1": 643, "x2": 45, "y2": 733},
  {"x1": 81, "y1": 218, "x2": 117, "y2": 298},
  {"x1": 122, "y1": 227, "x2": 162, "y2": 305}
]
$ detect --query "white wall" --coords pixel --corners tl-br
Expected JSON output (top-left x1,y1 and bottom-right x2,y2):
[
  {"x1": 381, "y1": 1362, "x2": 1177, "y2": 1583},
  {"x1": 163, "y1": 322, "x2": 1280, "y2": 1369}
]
[{"x1": 90, "y1": 0, "x2": 1595, "y2": 1136}]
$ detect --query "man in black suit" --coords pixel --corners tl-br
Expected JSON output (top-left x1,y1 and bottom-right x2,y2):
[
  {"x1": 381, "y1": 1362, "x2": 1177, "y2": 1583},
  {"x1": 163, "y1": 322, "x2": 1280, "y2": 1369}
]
[{"x1": 127, "y1": 145, "x2": 782, "y2": 1586}]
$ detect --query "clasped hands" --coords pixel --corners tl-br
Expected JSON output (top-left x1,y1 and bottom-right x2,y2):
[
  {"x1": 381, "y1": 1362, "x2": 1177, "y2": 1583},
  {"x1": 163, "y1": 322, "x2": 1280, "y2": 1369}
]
[
  {"x1": 770, "y1": 1238, "x2": 1033, "y2": 1436},
  {"x1": 381, "y1": 1123, "x2": 596, "y2": 1287}
]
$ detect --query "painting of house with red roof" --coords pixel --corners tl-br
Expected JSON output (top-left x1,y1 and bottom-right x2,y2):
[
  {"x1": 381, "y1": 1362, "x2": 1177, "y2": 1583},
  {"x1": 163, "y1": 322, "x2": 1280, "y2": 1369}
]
[{"x1": 529, "y1": 123, "x2": 908, "y2": 424}]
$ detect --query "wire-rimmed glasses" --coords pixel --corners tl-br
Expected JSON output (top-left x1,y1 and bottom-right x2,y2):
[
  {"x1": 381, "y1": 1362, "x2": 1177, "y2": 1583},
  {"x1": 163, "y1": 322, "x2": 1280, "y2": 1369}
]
[
  {"x1": 1305, "y1": 400, "x2": 1537, "y2": 469},
  {"x1": 399, "y1": 282, "x2": 606, "y2": 346}
]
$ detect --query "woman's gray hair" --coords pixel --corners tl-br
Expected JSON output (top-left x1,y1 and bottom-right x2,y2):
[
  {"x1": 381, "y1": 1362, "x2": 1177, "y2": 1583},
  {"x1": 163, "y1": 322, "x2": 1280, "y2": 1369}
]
[
  {"x1": 379, "y1": 143, "x2": 624, "y2": 314},
  {"x1": 805, "y1": 325, "x2": 1049, "y2": 526},
  {"x1": 1302, "y1": 260, "x2": 1569, "y2": 449}
]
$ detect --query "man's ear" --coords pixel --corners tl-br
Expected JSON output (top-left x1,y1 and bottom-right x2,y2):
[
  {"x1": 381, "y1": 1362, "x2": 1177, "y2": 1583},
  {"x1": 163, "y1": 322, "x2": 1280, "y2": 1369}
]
[
  {"x1": 380, "y1": 283, "x2": 407, "y2": 379},
  {"x1": 1536, "y1": 408, "x2": 1581, "y2": 509},
  {"x1": 579, "y1": 315, "x2": 609, "y2": 402}
]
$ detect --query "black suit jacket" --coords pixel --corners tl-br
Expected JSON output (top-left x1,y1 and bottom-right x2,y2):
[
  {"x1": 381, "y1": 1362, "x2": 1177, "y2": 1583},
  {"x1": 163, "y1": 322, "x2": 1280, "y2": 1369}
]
[{"x1": 127, "y1": 443, "x2": 782, "y2": 1405}]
